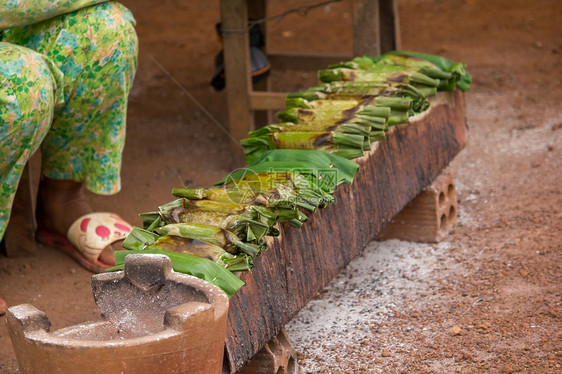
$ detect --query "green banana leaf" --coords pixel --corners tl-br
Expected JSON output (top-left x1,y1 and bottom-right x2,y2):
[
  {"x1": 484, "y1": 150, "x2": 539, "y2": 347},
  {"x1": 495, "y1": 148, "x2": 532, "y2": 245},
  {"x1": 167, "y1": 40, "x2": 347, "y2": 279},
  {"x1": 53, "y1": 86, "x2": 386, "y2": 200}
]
[
  {"x1": 251, "y1": 149, "x2": 359, "y2": 186},
  {"x1": 108, "y1": 249, "x2": 245, "y2": 298},
  {"x1": 218, "y1": 149, "x2": 359, "y2": 188},
  {"x1": 378, "y1": 51, "x2": 472, "y2": 92}
]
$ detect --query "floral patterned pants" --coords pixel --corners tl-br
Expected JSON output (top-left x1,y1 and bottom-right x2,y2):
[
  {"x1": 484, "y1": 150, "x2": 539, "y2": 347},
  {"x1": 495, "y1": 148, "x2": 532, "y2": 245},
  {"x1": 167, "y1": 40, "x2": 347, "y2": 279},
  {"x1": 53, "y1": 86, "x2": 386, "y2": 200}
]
[{"x1": 0, "y1": 2, "x2": 138, "y2": 241}]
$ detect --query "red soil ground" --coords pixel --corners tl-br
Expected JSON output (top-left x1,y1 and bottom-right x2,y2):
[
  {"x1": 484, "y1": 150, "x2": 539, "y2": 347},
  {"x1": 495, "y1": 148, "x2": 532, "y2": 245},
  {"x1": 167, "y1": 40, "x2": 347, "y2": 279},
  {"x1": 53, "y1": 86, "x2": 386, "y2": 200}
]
[{"x1": 1, "y1": 0, "x2": 561, "y2": 372}]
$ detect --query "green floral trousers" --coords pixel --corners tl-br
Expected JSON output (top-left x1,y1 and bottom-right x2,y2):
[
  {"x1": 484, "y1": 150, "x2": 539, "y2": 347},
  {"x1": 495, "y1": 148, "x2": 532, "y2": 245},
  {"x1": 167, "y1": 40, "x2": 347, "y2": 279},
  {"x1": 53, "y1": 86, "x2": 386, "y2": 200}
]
[{"x1": 0, "y1": 1, "x2": 138, "y2": 241}]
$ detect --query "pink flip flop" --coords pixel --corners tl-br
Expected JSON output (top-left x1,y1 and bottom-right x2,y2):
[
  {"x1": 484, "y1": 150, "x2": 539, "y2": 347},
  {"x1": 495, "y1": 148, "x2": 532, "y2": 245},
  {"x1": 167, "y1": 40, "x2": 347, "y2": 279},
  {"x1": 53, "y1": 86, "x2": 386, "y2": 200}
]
[
  {"x1": 36, "y1": 213, "x2": 132, "y2": 273},
  {"x1": 0, "y1": 298, "x2": 6, "y2": 315}
]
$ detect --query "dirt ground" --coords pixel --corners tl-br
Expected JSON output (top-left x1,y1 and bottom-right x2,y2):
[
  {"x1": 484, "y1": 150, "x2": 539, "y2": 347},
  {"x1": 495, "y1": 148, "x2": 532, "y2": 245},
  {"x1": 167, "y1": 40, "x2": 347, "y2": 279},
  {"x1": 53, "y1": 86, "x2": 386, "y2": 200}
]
[{"x1": 1, "y1": 0, "x2": 561, "y2": 373}]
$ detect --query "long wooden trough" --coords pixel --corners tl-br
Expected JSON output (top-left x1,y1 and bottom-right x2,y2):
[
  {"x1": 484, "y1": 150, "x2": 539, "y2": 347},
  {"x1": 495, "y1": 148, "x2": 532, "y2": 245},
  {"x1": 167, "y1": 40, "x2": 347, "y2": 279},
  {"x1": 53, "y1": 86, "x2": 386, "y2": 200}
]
[{"x1": 224, "y1": 89, "x2": 468, "y2": 372}]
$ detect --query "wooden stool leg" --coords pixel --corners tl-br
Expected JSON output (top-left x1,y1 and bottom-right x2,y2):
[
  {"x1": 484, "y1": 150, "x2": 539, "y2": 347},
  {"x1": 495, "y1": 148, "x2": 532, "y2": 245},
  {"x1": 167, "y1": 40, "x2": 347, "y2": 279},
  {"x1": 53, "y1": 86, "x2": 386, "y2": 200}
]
[
  {"x1": 220, "y1": 0, "x2": 253, "y2": 166},
  {"x1": 353, "y1": 0, "x2": 401, "y2": 56},
  {"x1": 237, "y1": 328, "x2": 298, "y2": 374},
  {"x1": 4, "y1": 164, "x2": 36, "y2": 257},
  {"x1": 378, "y1": 0, "x2": 401, "y2": 53},
  {"x1": 376, "y1": 173, "x2": 458, "y2": 243},
  {"x1": 247, "y1": 0, "x2": 271, "y2": 128}
]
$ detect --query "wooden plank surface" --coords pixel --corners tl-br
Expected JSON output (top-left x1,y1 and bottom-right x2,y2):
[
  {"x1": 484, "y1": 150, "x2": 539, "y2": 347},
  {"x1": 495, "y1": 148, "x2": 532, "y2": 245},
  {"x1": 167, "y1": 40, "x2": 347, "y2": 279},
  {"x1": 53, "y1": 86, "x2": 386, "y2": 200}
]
[
  {"x1": 249, "y1": 91, "x2": 287, "y2": 110},
  {"x1": 224, "y1": 90, "x2": 468, "y2": 372},
  {"x1": 267, "y1": 52, "x2": 352, "y2": 71}
]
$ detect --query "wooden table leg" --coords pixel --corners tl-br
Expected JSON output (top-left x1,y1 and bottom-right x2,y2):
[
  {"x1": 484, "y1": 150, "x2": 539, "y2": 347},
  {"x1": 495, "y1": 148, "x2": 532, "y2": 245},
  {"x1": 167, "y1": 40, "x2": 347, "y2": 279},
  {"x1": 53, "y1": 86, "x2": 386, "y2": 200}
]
[
  {"x1": 378, "y1": 0, "x2": 401, "y2": 53},
  {"x1": 220, "y1": 0, "x2": 253, "y2": 166},
  {"x1": 353, "y1": 0, "x2": 401, "y2": 56}
]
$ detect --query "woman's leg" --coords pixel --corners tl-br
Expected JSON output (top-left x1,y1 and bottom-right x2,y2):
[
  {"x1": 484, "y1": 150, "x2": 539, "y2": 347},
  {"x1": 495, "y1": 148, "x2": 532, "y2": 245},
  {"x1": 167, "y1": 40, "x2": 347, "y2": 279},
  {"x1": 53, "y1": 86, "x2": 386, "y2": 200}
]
[
  {"x1": 2, "y1": 1, "x2": 139, "y2": 195},
  {"x1": 2, "y1": 2, "x2": 138, "y2": 266},
  {"x1": 0, "y1": 42, "x2": 62, "y2": 242}
]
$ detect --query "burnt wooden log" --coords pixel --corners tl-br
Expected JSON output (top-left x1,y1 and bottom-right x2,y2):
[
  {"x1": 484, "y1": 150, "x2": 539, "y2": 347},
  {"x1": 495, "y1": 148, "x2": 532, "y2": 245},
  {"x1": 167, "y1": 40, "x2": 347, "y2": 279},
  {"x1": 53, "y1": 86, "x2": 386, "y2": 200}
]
[{"x1": 224, "y1": 90, "x2": 468, "y2": 373}]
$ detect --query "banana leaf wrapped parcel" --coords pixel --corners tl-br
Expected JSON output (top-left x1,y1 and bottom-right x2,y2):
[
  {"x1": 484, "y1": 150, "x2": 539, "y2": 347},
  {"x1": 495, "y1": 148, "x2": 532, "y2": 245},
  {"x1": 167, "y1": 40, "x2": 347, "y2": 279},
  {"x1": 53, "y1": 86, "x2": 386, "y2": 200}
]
[{"x1": 111, "y1": 51, "x2": 470, "y2": 298}]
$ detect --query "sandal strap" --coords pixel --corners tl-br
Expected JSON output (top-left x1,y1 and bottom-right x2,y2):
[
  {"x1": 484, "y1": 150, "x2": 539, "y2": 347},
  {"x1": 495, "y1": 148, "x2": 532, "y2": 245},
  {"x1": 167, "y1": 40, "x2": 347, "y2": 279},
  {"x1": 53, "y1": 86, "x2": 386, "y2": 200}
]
[{"x1": 67, "y1": 213, "x2": 132, "y2": 264}]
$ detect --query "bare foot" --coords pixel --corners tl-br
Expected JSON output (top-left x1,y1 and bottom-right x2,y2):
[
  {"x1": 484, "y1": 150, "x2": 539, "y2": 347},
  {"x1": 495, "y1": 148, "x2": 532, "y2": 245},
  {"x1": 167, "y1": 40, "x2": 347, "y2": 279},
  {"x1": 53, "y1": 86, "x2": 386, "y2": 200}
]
[{"x1": 36, "y1": 177, "x2": 124, "y2": 267}]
